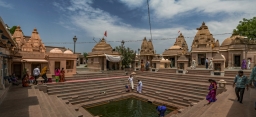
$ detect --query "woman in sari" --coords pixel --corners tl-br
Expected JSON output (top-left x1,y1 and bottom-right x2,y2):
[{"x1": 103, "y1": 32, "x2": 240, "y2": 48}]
[
  {"x1": 22, "y1": 70, "x2": 29, "y2": 87},
  {"x1": 206, "y1": 79, "x2": 217, "y2": 104},
  {"x1": 241, "y1": 59, "x2": 247, "y2": 70},
  {"x1": 55, "y1": 68, "x2": 60, "y2": 83},
  {"x1": 60, "y1": 68, "x2": 65, "y2": 82}
]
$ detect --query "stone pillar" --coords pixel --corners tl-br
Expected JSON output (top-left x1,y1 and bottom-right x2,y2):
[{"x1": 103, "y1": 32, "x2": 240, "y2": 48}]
[{"x1": 175, "y1": 56, "x2": 177, "y2": 67}]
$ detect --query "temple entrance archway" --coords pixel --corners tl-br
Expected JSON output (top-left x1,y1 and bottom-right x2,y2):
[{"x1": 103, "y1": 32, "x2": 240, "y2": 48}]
[
  {"x1": 198, "y1": 54, "x2": 206, "y2": 65},
  {"x1": 234, "y1": 55, "x2": 241, "y2": 67}
]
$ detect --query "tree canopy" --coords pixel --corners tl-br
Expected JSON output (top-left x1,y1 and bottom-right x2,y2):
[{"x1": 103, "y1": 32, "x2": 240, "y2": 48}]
[
  {"x1": 83, "y1": 52, "x2": 88, "y2": 60},
  {"x1": 115, "y1": 46, "x2": 136, "y2": 68},
  {"x1": 233, "y1": 17, "x2": 256, "y2": 40},
  {"x1": 9, "y1": 26, "x2": 17, "y2": 34}
]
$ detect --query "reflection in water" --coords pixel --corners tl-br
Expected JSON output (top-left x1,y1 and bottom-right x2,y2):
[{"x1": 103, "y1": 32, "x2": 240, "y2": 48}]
[{"x1": 86, "y1": 98, "x2": 172, "y2": 117}]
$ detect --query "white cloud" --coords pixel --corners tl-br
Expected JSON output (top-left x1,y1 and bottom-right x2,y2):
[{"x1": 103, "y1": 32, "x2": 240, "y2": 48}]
[
  {"x1": 0, "y1": 0, "x2": 13, "y2": 9},
  {"x1": 53, "y1": 0, "x2": 256, "y2": 53},
  {"x1": 119, "y1": 0, "x2": 145, "y2": 8}
]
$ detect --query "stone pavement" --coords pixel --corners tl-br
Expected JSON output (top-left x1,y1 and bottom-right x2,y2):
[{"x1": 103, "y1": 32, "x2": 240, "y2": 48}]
[{"x1": 0, "y1": 86, "x2": 42, "y2": 117}]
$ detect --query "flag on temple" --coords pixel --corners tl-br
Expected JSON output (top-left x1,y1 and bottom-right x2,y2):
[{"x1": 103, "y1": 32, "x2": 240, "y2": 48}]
[{"x1": 104, "y1": 31, "x2": 107, "y2": 37}]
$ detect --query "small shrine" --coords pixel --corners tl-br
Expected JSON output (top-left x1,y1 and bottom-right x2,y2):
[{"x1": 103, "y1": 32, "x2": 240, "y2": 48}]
[
  {"x1": 163, "y1": 33, "x2": 189, "y2": 68},
  {"x1": 212, "y1": 53, "x2": 226, "y2": 76},
  {"x1": 176, "y1": 55, "x2": 189, "y2": 74},
  {"x1": 138, "y1": 37, "x2": 155, "y2": 71},
  {"x1": 87, "y1": 38, "x2": 121, "y2": 71}
]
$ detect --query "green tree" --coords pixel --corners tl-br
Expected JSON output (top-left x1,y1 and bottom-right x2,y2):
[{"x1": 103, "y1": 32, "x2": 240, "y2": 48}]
[
  {"x1": 115, "y1": 46, "x2": 136, "y2": 68},
  {"x1": 233, "y1": 17, "x2": 256, "y2": 40},
  {"x1": 9, "y1": 26, "x2": 17, "y2": 34},
  {"x1": 83, "y1": 52, "x2": 88, "y2": 61}
]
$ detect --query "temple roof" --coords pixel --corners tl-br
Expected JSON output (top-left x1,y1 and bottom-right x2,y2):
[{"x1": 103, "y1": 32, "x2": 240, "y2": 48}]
[
  {"x1": 50, "y1": 48, "x2": 63, "y2": 53},
  {"x1": 12, "y1": 25, "x2": 24, "y2": 38},
  {"x1": 221, "y1": 34, "x2": 246, "y2": 46},
  {"x1": 212, "y1": 53, "x2": 225, "y2": 61},
  {"x1": 177, "y1": 55, "x2": 188, "y2": 61},
  {"x1": 163, "y1": 33, "x2": 188, "y2": 55},
  {"x1": 191, "y1": 22, "x2": 216, "y2": 50},
  {"x1": 64, "y1": 49, "x2": 73, "y2": 54},
  {"x1": 91, "y1": 38, "x2": 113, "y2": 53},
  {"x1": 140, "y1": 37, "x2": 155, "y2": 55}
]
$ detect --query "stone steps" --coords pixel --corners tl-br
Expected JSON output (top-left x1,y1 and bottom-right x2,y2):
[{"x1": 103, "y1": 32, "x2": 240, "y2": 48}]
[
  {"x1": 224, "y1": 70, "x2": 251, "y2": 77},
  {"x1": 32, "y1": 86, "x2": 85, "y2": 117}
]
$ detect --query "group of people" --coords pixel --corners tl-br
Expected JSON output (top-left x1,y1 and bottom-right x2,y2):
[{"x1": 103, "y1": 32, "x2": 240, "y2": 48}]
[
  {"x1": 241, "y1": 58, "x2": 251, "y2": 70},
  {"x1": 191, "y1": 58, "x2": 213, "y2": 69},
  {"x1": 140, "y1": 60, "x2": 150, "y2": 72},
  {"x1": 20, "y1": 66, "x2": 66, "y2": 87},
  {"x1": 126, "y1": 75, "x2": 143, "y2": 93},
  {"x1": 54, "y1": 68, "x2": 65, "y2": 83},
  {"x1": 206, "y1": 65, "x2": 256, "y2": 110}
]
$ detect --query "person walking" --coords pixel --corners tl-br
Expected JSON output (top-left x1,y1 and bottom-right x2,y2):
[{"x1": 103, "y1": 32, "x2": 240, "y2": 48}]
[
  {"x1": 128, "y1": 75, "x2": 134, "y2": 91},
  {"x1": 137, "y1": 80, "x2": 143, "y2": 93},
  {"x1": 205, "y1": 58, "x2": 208, "y2": 69},
  {"x1": 40, "y1": 66, "x2": 48, "y2": 83},
  {"x1": 54, "y1": 68, "x2": 60, "y2": 83},
  {"x1": 206, "y1": 79, "x2": 217, "y2": 104},
  {"x1": 233, "y1": 70, "x2": 249, "y2": 104},
  {"x1": 249, "y1": 65, "x2": 256, "y2": 110},
  {"x1": 33, "y1": 66, "x2": 40, "y2": 85},
  {"x1": 60, "y1": 68, "x2": 65, "y2": 82},
  {"x1": 247, "y1": 59, "x2": 251, "y2": 70},
  {"x1": 156, "y1": 104, "x2": 167, "y2": 117}
]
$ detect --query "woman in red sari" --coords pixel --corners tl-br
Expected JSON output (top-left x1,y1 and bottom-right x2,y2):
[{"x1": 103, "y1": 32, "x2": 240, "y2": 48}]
[
  {"x1": 60, "y1": 68, "x2": 65, "y2": 82},
  {"x1": 206, "y1": 79, "x2": 217, "y2": 104}
]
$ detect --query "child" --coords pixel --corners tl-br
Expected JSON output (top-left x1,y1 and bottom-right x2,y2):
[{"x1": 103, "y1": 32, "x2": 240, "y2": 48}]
[
  {"x1": 29, "y1": 75, "x2": 35, "y2": 84},
  {"x1": 125, "y1": 84, "x2": 130, "y2": 92}
]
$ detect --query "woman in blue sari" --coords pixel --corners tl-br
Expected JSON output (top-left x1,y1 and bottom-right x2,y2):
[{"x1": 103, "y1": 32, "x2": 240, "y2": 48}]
[{"x1": 206, "y1": 79, "x2": 217, "y2": 104}]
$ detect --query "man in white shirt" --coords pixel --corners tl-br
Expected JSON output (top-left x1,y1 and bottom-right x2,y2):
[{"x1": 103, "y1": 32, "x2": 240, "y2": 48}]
[
  {"x1": 33, "y1": 66, "x2": 40, "y2": 85},
  {"x1": 137, "y1": 80, "x2": 143, "y2": 93},
  {"x1": 128, "y1": 75, "x2": 134, "y2": 91}
]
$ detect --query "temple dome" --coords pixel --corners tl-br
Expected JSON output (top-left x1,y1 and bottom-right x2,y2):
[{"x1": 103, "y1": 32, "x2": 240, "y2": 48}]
[
  {"x1": 64, "y1": 49, "x2": 73, "y2": 54},
  {"x1": 169, "y1": 45, "x2": 182, "y2": 50},
  {"x1": 221, "y1": 35, "x2": 245, "y2": 46},
  {"x1": 221, "y1": 37, "x2": 233, "y2": 46},
  {"x1": 50, "y1": 48, "x2": 63, "y2": 53},
  {"x1": 92, "y1": 38, "x2": 112, "y2": 52}
]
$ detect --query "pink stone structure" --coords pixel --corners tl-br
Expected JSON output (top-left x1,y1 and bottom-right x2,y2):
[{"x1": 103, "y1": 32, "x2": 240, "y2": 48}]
[{"x1": 11, "y1": 26, "x2": 77, "y2": 78}]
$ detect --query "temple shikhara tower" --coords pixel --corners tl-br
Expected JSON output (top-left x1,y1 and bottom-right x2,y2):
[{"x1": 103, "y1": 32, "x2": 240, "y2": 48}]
[
  {"x1": 191, "y1": 22, "x2": 220, "y2": 67},
  {"x1": 163, "y1": 33, "x2": 189, "y2": 67},
  {"x1": 139, "y1": 37, "x2": 155, "y2": 67}
]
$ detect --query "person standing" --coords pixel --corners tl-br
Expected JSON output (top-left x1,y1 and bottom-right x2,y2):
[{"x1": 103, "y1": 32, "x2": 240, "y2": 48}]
[
  {"x1": 54, "y1": 68, "x2": 60, "y2": 83},
  {"x1": 137, "y1": 80, "x2": 143, "y2": 93},
  {"x1": 247, "y1": 59, "x2": 251, "y2": 70},
  {"x1": 170, "y1": 59, "x2": 173, "y2": 68},
  {"x1": 191, "y1": 59, "x2": 196, "y2": 69},
  {"x1": 206, "y1": 79, "x2": 217, "y2": 104},
  {"x1": 156, "y1": 104, "x2": 167, "y2": 117},
  {"x1": 33, "y1": 66, "x2": 40, "y2": 85},
  {"x1": 241, "y1": 59, "x2": 247, "y2": 70},
  {"x1": 208, "y1": 58, "x2": 213, "y2": 69},
  {"x1": 233, "y1": 70, "x2": 249, "y2": 104},
  {"x1": 60, "y1": 68, "x2": 65, "y2": 82},
  {"x1": 128, "y1": 75, "x2": 134, "y2": 91},
  {"x1": 205, "y1": 58, "x2": 208, "y2": 69}
]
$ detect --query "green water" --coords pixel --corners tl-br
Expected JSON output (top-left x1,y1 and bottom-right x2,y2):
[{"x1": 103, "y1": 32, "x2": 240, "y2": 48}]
[{"x1": 86, "y1": 98, "x2": 172, "y2": 117}]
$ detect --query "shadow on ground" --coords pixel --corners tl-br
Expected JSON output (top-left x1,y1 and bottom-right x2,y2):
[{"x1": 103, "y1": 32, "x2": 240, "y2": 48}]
[{"x1": 0, "y1": 85, "x2": 39, "y2": 117}]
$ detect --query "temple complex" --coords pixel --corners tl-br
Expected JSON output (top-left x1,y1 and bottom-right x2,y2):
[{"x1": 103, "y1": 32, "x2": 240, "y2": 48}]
[
  {"x1": 191, "y1": 22, "x2": 220, "y2": 67},
  {"x1": 11, "y1": 26, "x2": 77, "y2": 77},
  {"x1": 87, "y1": 38, "x2": 121, "y2": 71},
  {"x1": 162, "y1": 33, "x2": 189, "y2": 67}
]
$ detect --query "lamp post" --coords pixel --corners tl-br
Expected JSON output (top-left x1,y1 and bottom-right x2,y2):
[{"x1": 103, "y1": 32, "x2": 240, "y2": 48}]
[
  {"x1": 121, "y1": 40, "x2": 125, "y2": 70},
  {"x1": 73, "y1": 36, "x2": 77, "y2": 54}
]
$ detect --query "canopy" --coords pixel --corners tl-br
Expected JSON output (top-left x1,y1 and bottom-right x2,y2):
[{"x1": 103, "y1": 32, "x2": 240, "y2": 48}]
[
  {"x1": 104, "y1": 54, "x2": 122, "y2": 62},
  {"x1": 21, "y1": 59, "x2": 48, "y2": 63}
]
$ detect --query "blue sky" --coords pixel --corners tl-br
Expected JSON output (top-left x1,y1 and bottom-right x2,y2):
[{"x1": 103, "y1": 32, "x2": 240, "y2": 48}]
[{"x1": 0, "y1": 0, "x2": 255, "y2": 54}]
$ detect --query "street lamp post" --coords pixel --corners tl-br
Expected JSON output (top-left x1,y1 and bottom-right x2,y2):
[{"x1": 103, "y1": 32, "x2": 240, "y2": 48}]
[
  {"x1": 73, "y1": 36, "x2": 77, "y2": 53},
  {"x1": 121, "y1": 40, "x2": 125, "y2": 70}
]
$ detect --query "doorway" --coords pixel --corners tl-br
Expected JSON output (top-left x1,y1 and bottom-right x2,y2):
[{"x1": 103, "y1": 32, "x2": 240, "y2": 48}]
[
  {"x1": 234, "y1": 55, "x2": 241, "y2": 67},
  {"x1": 55, "y1": 61, "x2": 60, "y2": 69},
  {"x1": 12, "y1": 63, "x2": 22, "y2": 79},
  {"x1": 169, "y1": 57, "x2": 175, "y2": 67},
  {"x1": 106, "y1": 60, "x2": 109, "y2": 70},
  {"x1": 198, "y1": 54, "x2": 206, "y2": 65}
]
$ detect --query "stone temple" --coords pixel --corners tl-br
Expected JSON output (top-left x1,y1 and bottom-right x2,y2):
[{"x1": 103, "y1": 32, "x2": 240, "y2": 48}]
[{"x1": 0, "y1": 16, "x2": 256, "y2": 117}]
